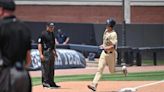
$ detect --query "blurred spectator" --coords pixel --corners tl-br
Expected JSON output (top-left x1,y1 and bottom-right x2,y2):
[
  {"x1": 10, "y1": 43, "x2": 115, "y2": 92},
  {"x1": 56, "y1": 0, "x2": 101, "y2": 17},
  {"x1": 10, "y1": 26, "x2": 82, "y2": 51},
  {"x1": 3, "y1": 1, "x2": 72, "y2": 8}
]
[{"x1": 55, "y1": 29, "x2": 70, "y2": 45}]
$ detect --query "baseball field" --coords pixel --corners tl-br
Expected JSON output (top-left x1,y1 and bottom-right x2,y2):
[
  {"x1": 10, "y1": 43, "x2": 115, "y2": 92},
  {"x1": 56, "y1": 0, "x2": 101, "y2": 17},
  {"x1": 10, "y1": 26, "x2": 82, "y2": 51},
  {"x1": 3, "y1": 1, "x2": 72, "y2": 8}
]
[{"x1": 30, "y1": 60, "x2": 164, "y2": 92}]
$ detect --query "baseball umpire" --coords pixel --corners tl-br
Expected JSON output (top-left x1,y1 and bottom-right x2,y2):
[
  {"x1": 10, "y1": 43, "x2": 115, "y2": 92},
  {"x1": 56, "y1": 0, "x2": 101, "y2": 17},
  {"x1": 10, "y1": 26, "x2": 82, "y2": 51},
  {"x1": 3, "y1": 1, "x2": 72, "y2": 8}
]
[
  {"x1": 0, "y1": 0, "x2": 32, "y2": 92},
  {"x1": 87, "y1": 18, "x2": 127, "y2": 91},
  {"x1": 38, "y1": 22, "x2": 60, "y2": 88}
]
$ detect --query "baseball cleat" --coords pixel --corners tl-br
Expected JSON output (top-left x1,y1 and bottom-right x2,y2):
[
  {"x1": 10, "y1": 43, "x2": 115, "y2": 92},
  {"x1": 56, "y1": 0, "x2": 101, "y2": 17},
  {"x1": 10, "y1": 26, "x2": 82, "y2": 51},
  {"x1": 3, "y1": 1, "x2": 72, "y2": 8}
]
[
  {"x1": 87, "y1": 85, "x2": 96, "y2": 91},
  {"x1": 122, "y1": 66, "x2": 128, "y2": 77}
]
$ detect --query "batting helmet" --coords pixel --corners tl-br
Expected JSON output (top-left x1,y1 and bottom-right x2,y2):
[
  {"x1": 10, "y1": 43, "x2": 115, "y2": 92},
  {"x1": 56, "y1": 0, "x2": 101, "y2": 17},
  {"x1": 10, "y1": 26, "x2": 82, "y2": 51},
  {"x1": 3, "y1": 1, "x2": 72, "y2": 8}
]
[
  {"x1": 106, "y1": 18, "x2": 116, "y2": 27},
  {"x1": 0, "y1": 0, "x2": 15, "y2": 11}
]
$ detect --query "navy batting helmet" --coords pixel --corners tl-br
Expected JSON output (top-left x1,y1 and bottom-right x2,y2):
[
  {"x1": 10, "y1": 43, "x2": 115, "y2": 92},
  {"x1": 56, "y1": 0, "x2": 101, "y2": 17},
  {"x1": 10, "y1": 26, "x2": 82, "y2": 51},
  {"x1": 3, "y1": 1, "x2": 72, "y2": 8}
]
[
  {"x1": 0, "y1": 0, "x2": 15, "y2": 11},
  {"x1": 106, "y1": 18, "x2": 116, "y2": 27}
]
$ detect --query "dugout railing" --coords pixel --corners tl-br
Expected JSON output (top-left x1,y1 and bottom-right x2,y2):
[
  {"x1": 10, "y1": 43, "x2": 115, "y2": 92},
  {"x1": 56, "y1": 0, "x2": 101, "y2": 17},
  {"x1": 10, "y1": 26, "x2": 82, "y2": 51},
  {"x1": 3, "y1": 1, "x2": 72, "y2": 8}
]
[{"x1": 134, "y1": 47, "x2": 164, "y2": 66}]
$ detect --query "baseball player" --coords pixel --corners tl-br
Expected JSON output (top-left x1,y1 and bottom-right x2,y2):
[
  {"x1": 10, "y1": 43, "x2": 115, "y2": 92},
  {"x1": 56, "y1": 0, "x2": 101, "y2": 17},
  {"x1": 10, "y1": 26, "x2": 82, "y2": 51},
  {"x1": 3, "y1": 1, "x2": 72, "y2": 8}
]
[
  {"x1": 87, "y1": 18, "x2": 127, "y2": 91},
  {"x1": 0, "y1": 0, "x2": 32, "y2": 92}
]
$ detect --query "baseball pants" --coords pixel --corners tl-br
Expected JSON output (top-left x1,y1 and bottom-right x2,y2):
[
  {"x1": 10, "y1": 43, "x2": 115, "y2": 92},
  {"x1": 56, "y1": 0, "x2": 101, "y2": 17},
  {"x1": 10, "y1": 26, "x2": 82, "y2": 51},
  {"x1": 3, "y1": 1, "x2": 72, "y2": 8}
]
[
  {"x1": 0, "y1": 65, "x2": 31, "y2": 92},
  {"x1": 41, "y1": 50, "x2": 55, "y2": 85},
  {"x1": 93, "y1": 50, "x2": 117, "y2": 85}
]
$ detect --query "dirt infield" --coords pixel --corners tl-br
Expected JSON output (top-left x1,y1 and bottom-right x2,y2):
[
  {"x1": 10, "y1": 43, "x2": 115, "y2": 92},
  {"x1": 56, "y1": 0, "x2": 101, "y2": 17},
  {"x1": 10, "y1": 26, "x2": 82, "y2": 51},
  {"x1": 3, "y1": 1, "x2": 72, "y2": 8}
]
[
  {"x1": 31, "y1": 65, "x2": 164, "y2": 92},
  {"x1": 33, "y1": 81, "x2": 164, "y2": 92}
]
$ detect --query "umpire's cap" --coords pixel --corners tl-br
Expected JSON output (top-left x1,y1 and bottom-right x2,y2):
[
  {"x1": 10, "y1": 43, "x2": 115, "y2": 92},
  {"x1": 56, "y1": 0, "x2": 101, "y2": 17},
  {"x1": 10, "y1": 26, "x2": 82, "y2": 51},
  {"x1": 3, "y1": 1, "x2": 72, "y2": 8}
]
[
  {"x1": 106, "y1": 18, "x2": 116, "y2": 27},
  {"x1": 0, "y1": 0, "x2": 16, "y2": 11}
]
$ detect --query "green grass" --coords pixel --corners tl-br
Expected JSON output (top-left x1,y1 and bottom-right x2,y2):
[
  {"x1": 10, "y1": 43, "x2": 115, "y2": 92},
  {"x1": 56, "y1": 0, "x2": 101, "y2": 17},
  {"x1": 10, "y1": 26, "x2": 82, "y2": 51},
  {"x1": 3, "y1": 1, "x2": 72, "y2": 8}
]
[
  {"x1": 142, "y1": 60, "x2": 164, "y2": 65},
  {"x1": 32, "y1": 71, "x2": 164, "y2": 86}
]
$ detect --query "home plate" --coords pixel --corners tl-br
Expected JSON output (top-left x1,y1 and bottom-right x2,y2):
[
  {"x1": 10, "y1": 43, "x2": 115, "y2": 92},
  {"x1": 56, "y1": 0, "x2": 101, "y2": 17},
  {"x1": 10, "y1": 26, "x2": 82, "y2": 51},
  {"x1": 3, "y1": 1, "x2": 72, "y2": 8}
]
[{"x1": 119, "y1": 88, "x2": 137, "y2": 92}]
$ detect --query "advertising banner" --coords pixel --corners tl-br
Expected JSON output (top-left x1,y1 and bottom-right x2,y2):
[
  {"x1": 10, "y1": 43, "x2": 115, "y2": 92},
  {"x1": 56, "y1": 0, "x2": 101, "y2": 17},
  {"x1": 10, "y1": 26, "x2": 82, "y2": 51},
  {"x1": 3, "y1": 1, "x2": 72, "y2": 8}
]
[{"x1": 29, "y1": 49, "x2": 86, "y2": 70}]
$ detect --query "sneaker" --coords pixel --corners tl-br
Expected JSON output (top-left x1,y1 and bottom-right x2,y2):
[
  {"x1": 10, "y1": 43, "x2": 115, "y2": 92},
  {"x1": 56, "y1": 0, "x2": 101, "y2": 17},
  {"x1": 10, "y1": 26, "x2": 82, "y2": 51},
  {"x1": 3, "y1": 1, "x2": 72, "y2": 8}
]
[
  {"x1": 122, "y1": 66, "x2": 128, "y2": 77},
  {"x1": 87, "y1": 84, "x2": 97, "y2": 91},
  {"x1": 43, "y1": 82, "x2": 61, "y2": 89}
]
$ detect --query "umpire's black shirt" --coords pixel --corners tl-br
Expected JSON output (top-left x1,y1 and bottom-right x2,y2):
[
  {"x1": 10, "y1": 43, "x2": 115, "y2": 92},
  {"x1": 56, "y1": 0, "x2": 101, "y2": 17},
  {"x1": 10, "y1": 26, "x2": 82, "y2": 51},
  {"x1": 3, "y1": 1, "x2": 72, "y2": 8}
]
[
  {"x1": 38, "y1": 31, "x2": 55, "y2": 51},
  {"x1": 0, "y1": 15, "x2": 31, "y2": 65}
]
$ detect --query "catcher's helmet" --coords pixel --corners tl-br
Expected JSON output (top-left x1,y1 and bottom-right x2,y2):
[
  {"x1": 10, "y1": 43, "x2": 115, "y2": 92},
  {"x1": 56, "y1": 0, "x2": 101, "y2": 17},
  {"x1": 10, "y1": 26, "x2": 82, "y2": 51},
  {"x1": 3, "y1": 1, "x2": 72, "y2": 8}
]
[
  {"x1": 0, "y1": 0, "x2": 15, "y2": 11},
  {"x1": 106, "y1": 18, "x2": 116, "y2": 27}
]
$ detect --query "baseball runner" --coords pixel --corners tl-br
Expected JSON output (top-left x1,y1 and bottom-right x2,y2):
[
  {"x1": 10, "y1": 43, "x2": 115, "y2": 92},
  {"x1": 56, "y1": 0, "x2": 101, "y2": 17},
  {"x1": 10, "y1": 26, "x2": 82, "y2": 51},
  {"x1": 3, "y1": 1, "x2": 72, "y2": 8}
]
[
  {"x1": 0, "y1": 0, "x2": 32, "y2": 92},
  {"x1": 87, "y1": 18, "x2": 127, "y2": 91}
]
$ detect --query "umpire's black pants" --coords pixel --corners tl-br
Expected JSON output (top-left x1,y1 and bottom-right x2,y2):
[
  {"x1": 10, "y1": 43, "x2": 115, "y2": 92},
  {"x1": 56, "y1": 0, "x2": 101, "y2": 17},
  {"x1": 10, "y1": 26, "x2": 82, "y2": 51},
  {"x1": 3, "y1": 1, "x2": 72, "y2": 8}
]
[
  {"x1": 41, "y1": 50, "x2": 55, "y2": 85},
  {"x1": 0, "y1": 66, "x2": 32, "y2": 92}
]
